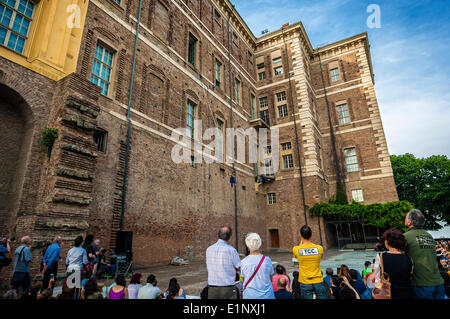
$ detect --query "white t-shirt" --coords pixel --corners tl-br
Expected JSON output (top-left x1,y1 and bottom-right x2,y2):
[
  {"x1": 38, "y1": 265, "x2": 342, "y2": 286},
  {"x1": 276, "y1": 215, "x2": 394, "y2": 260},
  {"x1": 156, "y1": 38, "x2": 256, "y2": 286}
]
[{"x1": 137, "y1": 284, "x2": 161, "y2": 299}]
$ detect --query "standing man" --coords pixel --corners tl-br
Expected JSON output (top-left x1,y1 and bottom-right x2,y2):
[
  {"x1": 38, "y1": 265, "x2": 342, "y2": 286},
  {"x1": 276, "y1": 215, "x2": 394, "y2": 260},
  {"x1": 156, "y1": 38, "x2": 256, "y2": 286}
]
[
  {"x1": 42, "y1": 236, "x2": 62, "y2": 291},
  {"x1": 11, "y1": 236, "x2": 33, "y2": 294},
  {"x1": 206, "y1": 226, "x2": 241, "y2": 299},
  {"x1": 292, "y1": 225, "x2": 328, "y2": 299},
  {"x1": 404, "y1": 209, "x2": 445, "y2": 299}
]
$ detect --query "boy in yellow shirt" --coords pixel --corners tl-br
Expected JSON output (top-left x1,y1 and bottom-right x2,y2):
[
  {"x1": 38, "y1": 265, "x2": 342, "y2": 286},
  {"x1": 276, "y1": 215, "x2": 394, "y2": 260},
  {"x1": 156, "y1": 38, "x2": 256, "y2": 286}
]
[{"x1": 292, "y1": 225, "x2": 328, "y2": 299}]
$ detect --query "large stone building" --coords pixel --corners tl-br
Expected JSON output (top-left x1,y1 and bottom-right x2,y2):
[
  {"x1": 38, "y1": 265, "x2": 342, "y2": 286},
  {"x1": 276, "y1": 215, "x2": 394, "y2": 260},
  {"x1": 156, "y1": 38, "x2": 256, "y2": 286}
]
[{"x1": 0, "y1": 0, "x2": 397, "y2": 275}]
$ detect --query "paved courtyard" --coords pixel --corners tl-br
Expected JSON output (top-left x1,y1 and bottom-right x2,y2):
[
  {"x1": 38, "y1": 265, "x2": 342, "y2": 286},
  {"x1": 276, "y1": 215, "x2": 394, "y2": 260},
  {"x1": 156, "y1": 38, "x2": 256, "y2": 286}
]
[{"x1": 52, "y1": 248, "x2": 378, "y2": 298}]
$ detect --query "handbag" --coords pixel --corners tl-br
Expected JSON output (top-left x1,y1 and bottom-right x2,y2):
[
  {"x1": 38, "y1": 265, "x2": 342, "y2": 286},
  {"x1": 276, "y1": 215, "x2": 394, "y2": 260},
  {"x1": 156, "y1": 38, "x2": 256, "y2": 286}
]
[
  {"x1": 372, "y1": 253, "x2": 391, "y2": 299},
  {"x1": 241, "y1": 255, "x2": 266, "y2": 298}
]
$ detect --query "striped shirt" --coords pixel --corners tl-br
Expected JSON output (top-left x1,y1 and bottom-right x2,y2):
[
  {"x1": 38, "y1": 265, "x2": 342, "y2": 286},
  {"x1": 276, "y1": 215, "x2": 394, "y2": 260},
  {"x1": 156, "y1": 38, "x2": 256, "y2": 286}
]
[{"x1": 206, "y1": 240, "x2": 241, "y2": 286}]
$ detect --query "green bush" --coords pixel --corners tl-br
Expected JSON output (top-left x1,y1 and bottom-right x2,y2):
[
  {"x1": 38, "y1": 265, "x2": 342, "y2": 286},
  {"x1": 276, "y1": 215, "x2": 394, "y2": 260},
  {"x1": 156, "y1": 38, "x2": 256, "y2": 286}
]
[
  {"x1": 41, "y1": 128, "x2": 58, "y2": 158},
  {"x1": 309, "y1": 200, "x2": 414, "y2": 231}
]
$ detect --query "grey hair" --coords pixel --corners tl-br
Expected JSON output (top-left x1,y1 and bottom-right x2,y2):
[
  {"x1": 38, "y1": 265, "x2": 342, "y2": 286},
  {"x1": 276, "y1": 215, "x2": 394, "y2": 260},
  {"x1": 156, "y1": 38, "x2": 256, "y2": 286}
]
[
  {"x1": 54, "y1": 236, "x2": 62, "y2": 243},
  {"x1": 245, "y1": 233, "x2": 262, "y2": 251},
  {"x1": 21, "y1": 236, "x2": 31, "y2": 244},
  {"x1": 407, "y1": 209, "x2": 426, "y2": 229}
]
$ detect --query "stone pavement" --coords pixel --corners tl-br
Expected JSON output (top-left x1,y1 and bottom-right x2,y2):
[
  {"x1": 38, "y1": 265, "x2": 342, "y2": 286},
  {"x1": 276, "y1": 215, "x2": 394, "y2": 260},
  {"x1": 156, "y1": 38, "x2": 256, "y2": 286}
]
[{"x1": 52, "y1": 248, "x2": 378, "y2": 298}]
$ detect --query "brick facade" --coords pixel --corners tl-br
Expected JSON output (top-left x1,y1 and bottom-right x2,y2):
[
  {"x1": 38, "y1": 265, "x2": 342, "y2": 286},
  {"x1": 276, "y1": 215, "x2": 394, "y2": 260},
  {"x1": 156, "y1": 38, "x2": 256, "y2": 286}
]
[{"x1": 0, "y1": 0, "x2": 397, "y2": 279}]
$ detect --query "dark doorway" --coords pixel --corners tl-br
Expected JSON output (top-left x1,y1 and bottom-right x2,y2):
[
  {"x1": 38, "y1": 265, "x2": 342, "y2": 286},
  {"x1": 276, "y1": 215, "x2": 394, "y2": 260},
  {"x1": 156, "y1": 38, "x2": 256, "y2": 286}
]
[
  {"x1": 0, "y1": 84, "x2": 34, "y2": 235},
  {"x1": 269, "y1": 229, "x2": 279, "y2": 248}
]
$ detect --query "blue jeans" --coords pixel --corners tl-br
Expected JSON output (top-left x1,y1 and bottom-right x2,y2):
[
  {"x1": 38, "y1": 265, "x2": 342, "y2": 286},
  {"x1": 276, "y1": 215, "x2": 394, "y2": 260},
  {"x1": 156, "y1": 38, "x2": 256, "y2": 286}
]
[
  {"x1": 413, "y1": 285, "x2": 445, "y2": 299},
  {"x1": 300, "y1": 282, "x2": 328, "y2": 299}
]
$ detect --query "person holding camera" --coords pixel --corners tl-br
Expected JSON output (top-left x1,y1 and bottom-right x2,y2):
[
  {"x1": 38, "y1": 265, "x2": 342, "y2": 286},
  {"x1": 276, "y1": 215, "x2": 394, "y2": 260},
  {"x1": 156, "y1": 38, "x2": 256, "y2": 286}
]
[{"x1": 0, "y1": 237, "x2": 12, "y2": 271}]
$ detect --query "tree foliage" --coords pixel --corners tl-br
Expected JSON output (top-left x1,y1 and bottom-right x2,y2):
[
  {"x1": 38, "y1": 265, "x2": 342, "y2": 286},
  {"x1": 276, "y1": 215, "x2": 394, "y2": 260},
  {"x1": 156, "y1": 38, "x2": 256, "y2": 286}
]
[
  {"x1": 391, "y1": 153, "x2": 450, "y2": 230},
  {"x1": 309, "y1": 201, "x2": 414, "y2": 231}
]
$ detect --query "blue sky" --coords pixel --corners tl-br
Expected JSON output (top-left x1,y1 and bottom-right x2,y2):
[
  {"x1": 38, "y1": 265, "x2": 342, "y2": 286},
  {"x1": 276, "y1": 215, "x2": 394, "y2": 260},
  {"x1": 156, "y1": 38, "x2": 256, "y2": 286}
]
[{"x1": 234, "y1": 0, "x2": 450, "y2": 158}]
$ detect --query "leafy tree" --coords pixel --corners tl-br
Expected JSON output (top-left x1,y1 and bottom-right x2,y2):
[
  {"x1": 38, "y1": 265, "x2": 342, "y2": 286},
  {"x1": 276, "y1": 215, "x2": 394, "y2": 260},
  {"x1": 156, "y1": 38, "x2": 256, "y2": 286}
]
[{"x1": 390, "y1": 153, "x2": 450, "y2": 230}]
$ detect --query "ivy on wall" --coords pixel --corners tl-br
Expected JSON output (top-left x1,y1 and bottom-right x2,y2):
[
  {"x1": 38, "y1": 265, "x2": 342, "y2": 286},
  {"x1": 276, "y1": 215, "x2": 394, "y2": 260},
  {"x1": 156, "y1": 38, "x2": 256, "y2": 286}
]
[{"x1": 309, "y1": 201, "x2": 414, "y2": 231}]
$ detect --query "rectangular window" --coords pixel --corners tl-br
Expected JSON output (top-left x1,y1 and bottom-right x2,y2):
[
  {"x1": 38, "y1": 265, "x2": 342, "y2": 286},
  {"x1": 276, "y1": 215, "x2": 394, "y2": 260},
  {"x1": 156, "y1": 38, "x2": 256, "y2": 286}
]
[
  {"x1": 259, "y1": 96, "x2": 268, "y2": 108},
  {"x1": 90, "y1": 44, "x2": 114, "y2": 96},
  {"x1": 216, "y1": 119, "x2": 223, "y2": 161},
  {"x1": 352, "y1": 189, "x2": 364, "y2": 202},
  {"x1": 278, "y1": 104, "x2": 288, "y2": 118},
  {"x1": 260, "y1": 109, "x2": 270, "y2": 125},
  {"x1": 276, "y1": 91, "x2": 287, "y2": 102},
  {"x1": 188, "y1": 33, "x2": 197, "y2": 67},
  {"x1": 336, "y1": 103, "x2": 350, "y2": 125},
  {"x1": 330, "y1": 68, "x2": 340, "y2": 82},
  {"x1": 186, "y1": 100, "x2": 196, "y2": 139},
  {"x1": 93, "y1": 129, "x2": 108, "y2": 153},
  {"x1": 258, "y1": 71, "x2": 266, "y2": 81},
  {"x1": 214, "y1": 9, "x2": 221, "y2": 23},
  {"x1": 248, "y1": 51, "x2": 253, "y2": 64},
  {"x1": 344, "y1": 147, "x2": 359, "y2": 172},
  {"x1": 268, "y1": 192, "x2": 276, "y2": 205},
  {"x1": 274, "y1": 66, "x2": 283, "y2": 76},
  {"x1": 272, "y1": 57, "x2": 282, "y2": 64},
  {"x1": 281, "y1": 142, "x2": 292, "y2": 151},
  {"x1": 264, "y1": 145, "x2": 272, "y2": 154},
  {"x1": 0, "y1": 0, "x2": 35, "y2": 54},
  {"x1": 257, "y1": 62, "x2": 265, "y2": 69},
  {"x1": 250, "y1": 94, "x2": 256, "y2": 120},
  {"x1": 113, "y1": 0, "x2": 122, "y2": 5},
  {"x1": 264, "y1": 159, "x2": 274, "y2": 177},
  {"x1": 215, "y1": 60, "x2": 222, "y2": 88},
  {"x1": 283, "y1": 154, "x2": 294, "y2": 169},
  {"x1": 235, "y1": 78, "x2": 241, "y2": 105}
]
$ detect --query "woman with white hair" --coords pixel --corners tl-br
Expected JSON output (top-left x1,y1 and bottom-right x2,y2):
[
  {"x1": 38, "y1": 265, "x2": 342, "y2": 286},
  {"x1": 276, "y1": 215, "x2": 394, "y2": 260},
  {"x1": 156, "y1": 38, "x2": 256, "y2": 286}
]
[{"x1": 240, "y1": 233, "x2": 275, "y2": 299}]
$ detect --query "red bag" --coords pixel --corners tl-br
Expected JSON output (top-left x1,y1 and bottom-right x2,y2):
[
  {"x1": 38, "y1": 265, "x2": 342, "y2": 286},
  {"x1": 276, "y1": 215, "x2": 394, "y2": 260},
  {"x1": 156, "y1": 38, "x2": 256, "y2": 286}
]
[{"x1": 241, "y1": 255, "x2": 266, "y2": 298}]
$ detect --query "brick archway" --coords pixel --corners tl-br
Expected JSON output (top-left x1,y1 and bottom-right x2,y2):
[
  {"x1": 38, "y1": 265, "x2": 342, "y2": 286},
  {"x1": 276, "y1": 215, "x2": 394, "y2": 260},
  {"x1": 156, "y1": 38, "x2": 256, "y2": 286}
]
[{"x1": 0, "y1": 83, "x2": 35, "y2": 237}]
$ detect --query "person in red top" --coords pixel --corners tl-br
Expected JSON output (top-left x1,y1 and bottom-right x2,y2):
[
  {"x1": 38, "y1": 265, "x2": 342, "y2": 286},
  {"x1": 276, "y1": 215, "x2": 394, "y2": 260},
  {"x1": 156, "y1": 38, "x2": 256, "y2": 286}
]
[{"x1": 271, "y1": 264, "x2": 290, "y2": 293}]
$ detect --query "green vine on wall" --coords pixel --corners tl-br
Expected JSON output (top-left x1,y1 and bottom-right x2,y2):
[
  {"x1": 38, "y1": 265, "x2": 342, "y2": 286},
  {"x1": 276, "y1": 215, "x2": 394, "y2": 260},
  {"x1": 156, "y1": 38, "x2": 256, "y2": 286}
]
[
  {"x1": 309, "y1": 201, "x2": 414, "y2": 231},
  {"x1": 41, "y1": 128, "x2": 58, "y2": 158}
]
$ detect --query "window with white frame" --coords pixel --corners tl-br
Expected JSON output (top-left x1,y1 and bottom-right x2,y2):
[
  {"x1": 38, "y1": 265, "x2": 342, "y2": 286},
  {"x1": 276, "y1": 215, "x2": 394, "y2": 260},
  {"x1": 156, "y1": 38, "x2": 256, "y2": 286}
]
[
  {"x1": 215, "y1": 60, "x2": 222, "y2": 88},
  {"x1": 274, "y1": 66, "x2": 283, "y2": 76},
  {"x1": 281, "y1": 142, "x2": 292, "y2": 151},
  {"x1": 235, "y1": 78, "x2": 241, "y2": 105},
  {"x1": 267, "y1": 192, "x2": 276, "y2": 205},
  {"x1": 264, "y1": 158, "x2": 274, "y2": 176},
  {"x1": 90, "y1": 44, "x2": 114, "y2": 96},
  {"x1": 330, "y1": 68, "x2": 340, "y2": 82},
  {"x1": 278, "y1": 104, "x2": 288, "y2": 118},
  {"x1": 352, "y1": 189, "x2": 364, "y2": 202},
  {"x1": 272, "y1": 57, "x2": 282, "y2": 64},
  {"x1": 336, "y1": 103, "x2": 350, "y2": 125},
  {"x1": 283, "y1": 154, "x2": 294, "y2": 169},
  {"x1": 0, "y1": 0, "x2": 36, "y2": 54},
  {"x1": 186, "y1": 100, "x2": 196, "y2": 139},
  {"x1": 259, "y1": 96, "x2": 268, "y2": 108},
  {"x1": 344, "y1": 147, "x2": 359, "y2": 172},
  {"x1": 216, "y1": 119, "x2": 223, "y2": 161},
  {"x1": 276, "y1": 91, "x2": 287, "y2": 103},
  {"x1": 258, "y1": 71, "x2": 266, "y2": 81}
]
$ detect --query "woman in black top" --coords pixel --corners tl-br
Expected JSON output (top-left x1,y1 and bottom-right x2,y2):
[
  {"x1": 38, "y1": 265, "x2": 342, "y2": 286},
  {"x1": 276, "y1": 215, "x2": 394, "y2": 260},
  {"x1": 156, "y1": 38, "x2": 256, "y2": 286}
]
[{"x1": 374, "y1": 228, "x2": 414, "y2": 299}]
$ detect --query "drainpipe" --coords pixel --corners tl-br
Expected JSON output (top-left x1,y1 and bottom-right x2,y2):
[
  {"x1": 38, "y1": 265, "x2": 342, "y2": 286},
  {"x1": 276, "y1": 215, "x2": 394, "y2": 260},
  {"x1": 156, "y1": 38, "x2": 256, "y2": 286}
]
[
  {"x1": 227, "y1": 4, "x2": 239, "y2": 252},
  {"x1": 120, "y1": 0, "x2": 143, "y2": 231}
]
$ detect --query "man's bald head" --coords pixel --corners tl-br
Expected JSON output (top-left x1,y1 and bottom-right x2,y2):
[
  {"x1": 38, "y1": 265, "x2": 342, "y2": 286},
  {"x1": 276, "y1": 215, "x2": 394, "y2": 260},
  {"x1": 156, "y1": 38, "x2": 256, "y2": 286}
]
[
  {"x1": 218, "y1": 226, "x2": 232, "y2": 242},
  {"x1": 277, "y1": 277, "x2": 287, "y2": 289},
  {"x1": 21, "y1": 236, "x2": 32, "y2": 245}
]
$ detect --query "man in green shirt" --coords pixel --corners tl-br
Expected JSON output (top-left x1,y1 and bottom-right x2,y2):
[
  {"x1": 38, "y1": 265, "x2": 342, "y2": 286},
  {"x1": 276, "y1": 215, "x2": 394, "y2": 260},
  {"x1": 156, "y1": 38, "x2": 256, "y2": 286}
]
[{"x1": 404, "y1": 209, "x2": 445, "y2": 299}]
